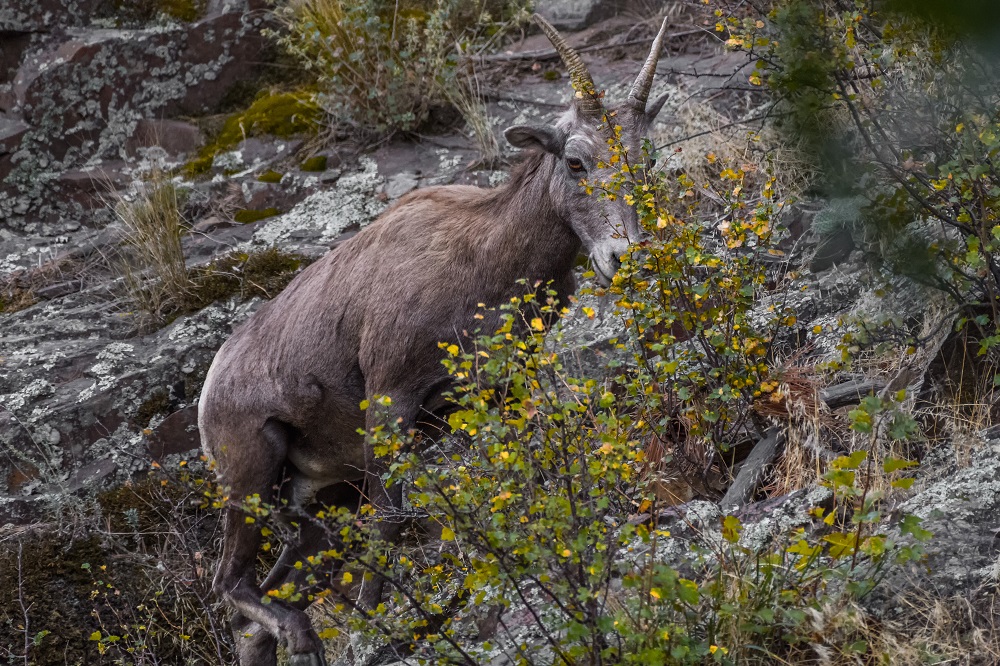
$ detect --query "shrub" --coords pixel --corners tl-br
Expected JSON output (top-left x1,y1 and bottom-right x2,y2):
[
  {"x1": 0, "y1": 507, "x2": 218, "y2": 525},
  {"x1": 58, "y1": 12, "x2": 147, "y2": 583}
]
[
  {"x1": 268, "y1": 0, "x2": 531, "y2": 137},
  {"x1": 0, "y1": 468, "x2": 234, "y2": 665},
  {"x1": 713, "y1": 0, "x2": 1000, "y2": 358},
  {"x1": 259, "y1": 293, "x2": 927, "y2": 664},
  {"x1": 238, "y1": 127, "x2": 930, "y2": 663}
]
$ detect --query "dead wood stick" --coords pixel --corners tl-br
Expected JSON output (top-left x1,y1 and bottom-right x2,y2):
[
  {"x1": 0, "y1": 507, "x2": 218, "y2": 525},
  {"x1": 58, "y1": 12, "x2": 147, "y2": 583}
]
[
  {"x1": 819, "y1": 379, "x2": 886, "y2": 409},
  {"x1": 719, "y1": 427, "x2": 785, "y2": 512}
]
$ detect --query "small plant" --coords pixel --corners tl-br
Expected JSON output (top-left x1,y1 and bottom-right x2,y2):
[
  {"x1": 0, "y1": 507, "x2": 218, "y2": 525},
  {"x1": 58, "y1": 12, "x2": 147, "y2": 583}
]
[
  {"x1": 111, "y1": 169, "x2": 193, "y2": 325},
  {"x1": 443, "y1": 61, "x2": 502, "y2": 166},
  {"x1": 269, "y1": 0, "x2": 530, "y2": 139}
]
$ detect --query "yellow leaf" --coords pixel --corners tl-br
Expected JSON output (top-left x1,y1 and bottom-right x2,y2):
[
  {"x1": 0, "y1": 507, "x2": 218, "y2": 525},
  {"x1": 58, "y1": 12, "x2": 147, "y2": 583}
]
[
  {"x1": 441, "y1": 527, "x2": 455, "y2": 541},
  {"x1": 649, "y1": 588, "x2": 661, "y2": 600},
  {"x1": 530, "y1": 318, "x2": 545, "y2": 331},
  {"x1": 446, "y1": 344, "x2": 459, "y2": 356},
  {"x1": 317, "y1": 628, "x2": 340, "y2": 639},
  {"x1": 341, "y1": 572, "x2": 353, "y2": 585}
]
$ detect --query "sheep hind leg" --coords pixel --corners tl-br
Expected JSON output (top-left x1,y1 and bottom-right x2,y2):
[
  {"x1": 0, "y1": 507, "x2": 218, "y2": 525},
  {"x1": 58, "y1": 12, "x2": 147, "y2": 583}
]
[
  {"x1": 238, "y1": 479, "x2": 364, "y2": 665},
  {"x1": 211, "y1": 419, "x2": 325, "y2": 665}
]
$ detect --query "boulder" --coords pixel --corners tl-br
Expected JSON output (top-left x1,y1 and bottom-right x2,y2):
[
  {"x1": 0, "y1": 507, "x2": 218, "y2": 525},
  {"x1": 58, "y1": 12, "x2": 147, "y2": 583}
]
[
  {"x1": 535, "y1": 0, "x2": 624, "y2": 30},
  {"x1": 145, "y1": 405, "x2": 201, "y2": 461},
  {"x1": 1, "y1": 8, "x2": 265, "y2": 230},
  {"x1": 124, "y1": 118, "x2": 203, "y2": 158}
]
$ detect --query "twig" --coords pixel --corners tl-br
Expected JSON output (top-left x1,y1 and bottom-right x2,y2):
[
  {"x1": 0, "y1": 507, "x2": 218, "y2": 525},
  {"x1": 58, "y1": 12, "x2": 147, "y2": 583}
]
[
  {"x1": 719, "y1": 427, "x2": 785, "y2": 512},
  {"x1": 819, "y1": 379, "x2": 886, "y2": 409},
  {"x1": 17, "y1": 541, "x2": 31, "y2": 666}
]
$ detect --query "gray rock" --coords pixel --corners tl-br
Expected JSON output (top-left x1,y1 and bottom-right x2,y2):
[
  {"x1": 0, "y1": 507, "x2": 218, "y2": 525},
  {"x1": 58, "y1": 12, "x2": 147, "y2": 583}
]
[
  {"x1": 125, "y1": 118, "x2": 203, "y2": 158},
  {"x1": 535, "y1": 0, "x2": 624, "y2": 30},
  {"x1": 383, "y1": 171, "x2": 419, "y2": 200},
  {"x1": 0, "y1": 0, "x2": 108, "y2": 32},
  {"x1": 1, "y1": 8, "x2": 263, "y2": 231},
  {"x1": 809, "y1": 230, "x2": 855, "y2": 272}
]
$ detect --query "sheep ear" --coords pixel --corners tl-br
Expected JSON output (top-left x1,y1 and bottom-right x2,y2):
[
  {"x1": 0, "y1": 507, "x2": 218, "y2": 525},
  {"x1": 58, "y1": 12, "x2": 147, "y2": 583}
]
[
  {"x1": 646, "y1": 92, "x2": 669, "y2": 123},
  {"x1": 504, "y1": 125, "x2": 565, "y2": 156}
]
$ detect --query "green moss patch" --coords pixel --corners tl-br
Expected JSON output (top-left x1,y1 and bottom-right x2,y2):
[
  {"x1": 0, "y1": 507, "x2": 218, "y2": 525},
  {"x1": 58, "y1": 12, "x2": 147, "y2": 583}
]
[
  {"x1": 257, "y1": 169, "x2": 284, "y2": 183},
  {"x1": 300, "y1": 155, "x2": 328, "y2": 172},
  {"x1": 234, "y1": 207, "x2": 281, "y2": 224},
  {"x1": 181, "y1": 248, "x2": 313, "y2": 313},
  {"x1": 135, "y1": 389, "x2": 172, "y2": 427},
  {"x1": 182, "y1": 90, "x2": 323, "y2": 178},
  {"x1": 110, "y1": 0, "x2": 206, "y2": 23}
]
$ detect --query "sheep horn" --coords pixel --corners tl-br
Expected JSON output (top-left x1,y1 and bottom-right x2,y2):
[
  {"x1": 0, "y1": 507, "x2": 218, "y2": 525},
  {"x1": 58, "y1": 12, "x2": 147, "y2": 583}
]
[
  {"x1": 627, "y1": 17, "x2": 670, "y2": 111},
  {"x1": 532, "y1": 13, "x2": 603, "y2": 118}
]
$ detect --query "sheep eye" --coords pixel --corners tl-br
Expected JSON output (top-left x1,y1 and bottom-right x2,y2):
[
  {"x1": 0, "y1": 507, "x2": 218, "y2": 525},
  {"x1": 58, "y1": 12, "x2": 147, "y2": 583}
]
[{"x1": 566, "y1": 158, "x2": 586, "y2": 174}]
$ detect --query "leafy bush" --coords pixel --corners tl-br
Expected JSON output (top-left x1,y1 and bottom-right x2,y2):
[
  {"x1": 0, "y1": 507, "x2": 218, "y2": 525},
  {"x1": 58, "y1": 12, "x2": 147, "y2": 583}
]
[
  {"x1": 714, "y1": 0, "x2": 1000, "y2": 351},
  {"x1": 259, "y1": 295, "x2": 927, "y2": 664},
  {"x1": 269, "y1": 0, "x2": 530, "y2": 136},
  {"x1": 237, "y1": 127, "x2": 931, "y2": 663}
]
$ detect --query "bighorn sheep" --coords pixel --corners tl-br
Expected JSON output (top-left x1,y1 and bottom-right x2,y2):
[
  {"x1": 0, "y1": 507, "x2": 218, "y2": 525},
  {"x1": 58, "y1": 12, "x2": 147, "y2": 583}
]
[{"x1": 199, "y1": 14, "x2": 671, "y2": 666}]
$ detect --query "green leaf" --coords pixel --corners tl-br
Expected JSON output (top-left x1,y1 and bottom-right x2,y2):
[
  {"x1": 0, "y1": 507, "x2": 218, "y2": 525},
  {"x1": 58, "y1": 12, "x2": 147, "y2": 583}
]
[
  {"x1": 883, "y1": 457, "x2": 917, "y2": 473},
  {"x1": 678, "y1": 579, "x2": 700, "y2": 605},
  {"x1": 899, "y1": 514, "x2": 933, "y2": 541},
  {"x1": 722, "y1": 515, "x2": 743, "y2": 543}
]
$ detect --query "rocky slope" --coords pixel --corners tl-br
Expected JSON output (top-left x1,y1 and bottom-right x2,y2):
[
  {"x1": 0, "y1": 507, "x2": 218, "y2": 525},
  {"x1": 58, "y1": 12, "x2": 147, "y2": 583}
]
[{"x1": 1, "y1": 0, "x2": 999, "y2": 663}]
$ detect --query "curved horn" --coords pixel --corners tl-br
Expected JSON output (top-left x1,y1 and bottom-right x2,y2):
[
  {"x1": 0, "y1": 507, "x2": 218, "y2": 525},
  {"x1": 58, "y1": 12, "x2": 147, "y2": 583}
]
[
  {"x1": 532, "y1": 13, "x2": 603, "y2": 118},
  {"x1": 627, "y1": 17, "x2": 670, "y2": 111}
]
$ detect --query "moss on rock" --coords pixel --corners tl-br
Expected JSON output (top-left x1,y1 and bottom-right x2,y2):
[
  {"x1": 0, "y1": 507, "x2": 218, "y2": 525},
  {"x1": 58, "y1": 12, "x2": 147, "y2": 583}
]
[
  {"x1": 234, "y1": 207, "x2": 281, "y2": 224},
  {"x1": 180, "y1": 248, "x2": 313, "y2": 313},
  {"x1": 110, "y1": 0, "x2": 207, "y2": 24},
  {"x1": 300, "y1": 155, "x2": 328, "y2": 172},
  {"x1": 182, "y1": 89, "x2": 323, "y2": 178},
  {"x1": 135, "y1": 388, "x2": 173, "y2": 427},
  {"x1": 257, "y1": 169, "x2": 284, "y2": 183}
]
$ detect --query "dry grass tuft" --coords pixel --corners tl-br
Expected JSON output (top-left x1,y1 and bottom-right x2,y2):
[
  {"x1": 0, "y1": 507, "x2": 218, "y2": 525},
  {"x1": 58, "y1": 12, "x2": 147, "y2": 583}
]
[
  {"x1": 109, "y1": 168, "x2": 192, "y2": 324},
  {"x1": 444, "y1": 61, "x2": 502, "y2": 167}
]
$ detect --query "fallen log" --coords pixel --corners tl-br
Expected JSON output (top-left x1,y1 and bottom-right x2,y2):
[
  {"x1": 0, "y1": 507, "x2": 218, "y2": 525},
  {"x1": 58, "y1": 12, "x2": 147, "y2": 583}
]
[
  {"x1": 719, "y1": 427, "x2": 785, "y2": 512},
  {"x1": 819, "y1": 379, "x2": 886, "y2": 409}
]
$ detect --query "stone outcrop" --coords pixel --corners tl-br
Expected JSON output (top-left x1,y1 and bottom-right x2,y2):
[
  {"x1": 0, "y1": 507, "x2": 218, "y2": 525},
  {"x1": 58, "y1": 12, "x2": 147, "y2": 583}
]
[{"x1": 0, "y1": 0, "x2": 266, "y2": 233}]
